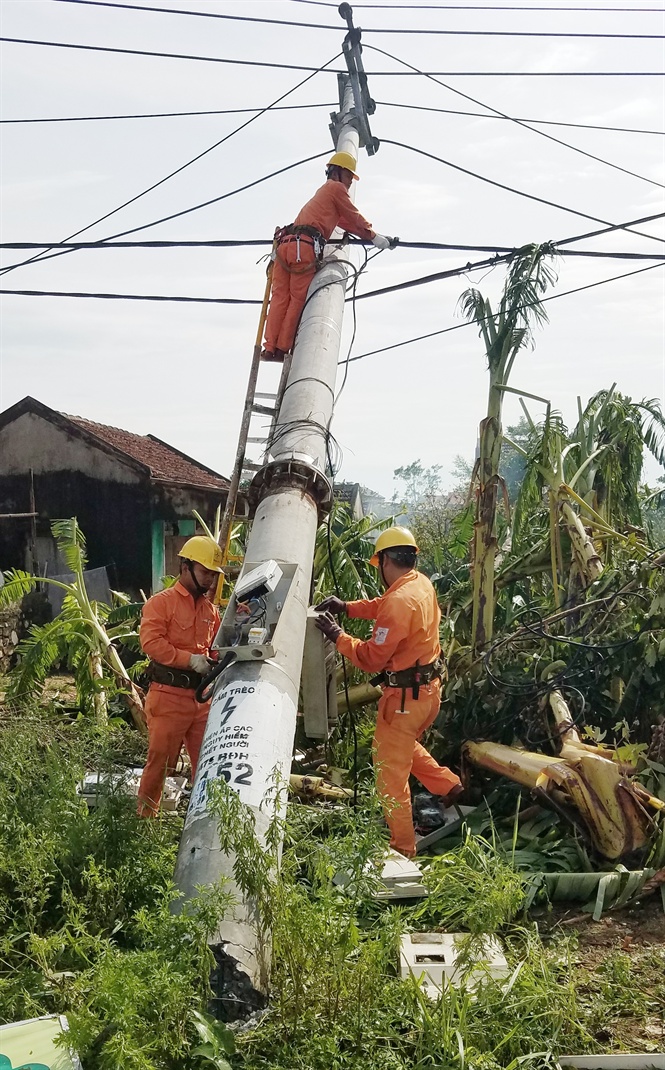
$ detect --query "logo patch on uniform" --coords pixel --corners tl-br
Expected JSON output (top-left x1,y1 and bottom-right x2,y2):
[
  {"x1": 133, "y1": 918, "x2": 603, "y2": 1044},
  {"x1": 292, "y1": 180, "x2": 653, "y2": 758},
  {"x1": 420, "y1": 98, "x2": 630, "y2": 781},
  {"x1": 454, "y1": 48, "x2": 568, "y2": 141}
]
[{"x1": 374, "y1": 626, "x2": 389, "y2": 645}]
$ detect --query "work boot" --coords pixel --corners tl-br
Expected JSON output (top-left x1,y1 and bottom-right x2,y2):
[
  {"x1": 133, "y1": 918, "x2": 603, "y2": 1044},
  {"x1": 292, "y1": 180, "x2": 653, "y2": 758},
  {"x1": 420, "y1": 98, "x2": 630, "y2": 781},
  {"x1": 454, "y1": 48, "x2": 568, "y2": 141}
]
[{"x1": 261, "y1": 347, "x2": 286, "y2": 363}]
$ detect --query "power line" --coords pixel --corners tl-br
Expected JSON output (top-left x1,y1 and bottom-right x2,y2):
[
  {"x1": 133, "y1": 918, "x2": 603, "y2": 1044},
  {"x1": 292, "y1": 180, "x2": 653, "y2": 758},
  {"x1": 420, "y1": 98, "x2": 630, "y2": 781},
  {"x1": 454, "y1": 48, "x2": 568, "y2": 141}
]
[
  {"x1": 0, "y1": 151, "x2": 332, "y2": 275},
  {"x1": 50, "y1": 0, "x2": 665, "y2": 38},
  {"x1": 1, "y1": 39, "x2": 661, "y2": 75},
  {"x1": 5, "y1": 100, "x2": 661, "y2": 139},
  {"x1": 0, "y1": 53, "x2": 339, "y2": 278},
  {"x1": 0, "y1": 103, "x2": 335, "y2": 124},
  {"x1": 1, "y1": 239, "x2": 663, "y2": 260},
  {"x1": 382, "y1": 139, "x2": 665, "y2": 246},
  {"x1": 368, "y1": 45, "x2": 665, "y2": 189},
  {"x1": 378, "y1": 101, "x2": 665, "y2": 138},
  {"x1": 291, "y1": 0, "x2": 665, "y2": 9},
  {"x1": 0, "y1": 288, "x2": 262, "y2": 304},
  {"x1": 0, "y1": 36, "x2": 341, "y2": 72},
  {"x1": 344, "y1": 262, "x2": 665, "y2": 364}
]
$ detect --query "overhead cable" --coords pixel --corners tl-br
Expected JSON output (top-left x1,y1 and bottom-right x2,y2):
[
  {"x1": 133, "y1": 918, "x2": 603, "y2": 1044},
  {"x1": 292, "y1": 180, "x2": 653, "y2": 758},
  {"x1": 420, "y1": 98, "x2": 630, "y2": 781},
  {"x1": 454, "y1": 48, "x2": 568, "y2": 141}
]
[
  {"x1": 2, "y1": 238, "x2": 663, "y2": 260},
  {"x1": 377, "y1": 101, "x2": 665, "y2": 138},
  {"x1": 0, "y1": 151, "x2": 332, "y2": 275},
  {"x1": 0, "y1": 288, "x2": 263, "y2": 304},
  {"x1": 1, "y1": 39, "x2": 661, "y2": 75},
  {"x1": 368, "y1": 45, "x2": 665, "y2": 189},
  {"x1": 5, "y1": 101, "x2": 661, "y2": 139},
  {"x1": 290, "y1": 0, "x2": 665, "y2": 10},
  {"x1": 4, "y1": 253, "x2": 664, "y2": 309},
  {"x1": 381, "y1": 140, "x2": 665, "y2": 246},
  {"x1": 49, "y1": 0, "x2": 665, "y2": 38},
  {"x1": 0, "y1": 50, "x2": 339, "y2": 278},
  {"x1": 344, "y1": 262, "x2": 665, "y2": 364},
  {"x1": 0, "y1": 103, "x2": 335, "y2": 124}
]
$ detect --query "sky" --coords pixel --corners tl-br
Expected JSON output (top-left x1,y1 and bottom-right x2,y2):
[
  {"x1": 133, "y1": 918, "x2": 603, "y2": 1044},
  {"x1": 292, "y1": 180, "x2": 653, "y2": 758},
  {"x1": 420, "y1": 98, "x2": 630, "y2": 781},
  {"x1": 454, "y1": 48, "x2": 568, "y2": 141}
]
[{"x1": 1, "y1": 0, "x2": 664, "y2": 500}]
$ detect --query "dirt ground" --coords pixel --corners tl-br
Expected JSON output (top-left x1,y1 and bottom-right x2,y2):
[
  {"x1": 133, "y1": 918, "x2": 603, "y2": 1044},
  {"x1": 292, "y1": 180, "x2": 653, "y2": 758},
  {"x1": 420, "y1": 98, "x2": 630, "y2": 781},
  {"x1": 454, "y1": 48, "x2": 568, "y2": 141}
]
[{"x1": 540, "y1": 899, "x2": 665, "y2": 1053}]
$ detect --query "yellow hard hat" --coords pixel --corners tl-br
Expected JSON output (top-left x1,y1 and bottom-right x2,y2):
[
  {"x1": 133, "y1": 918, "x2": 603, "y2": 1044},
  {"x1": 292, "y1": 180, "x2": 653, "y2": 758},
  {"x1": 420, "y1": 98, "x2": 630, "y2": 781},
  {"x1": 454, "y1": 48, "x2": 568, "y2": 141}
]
[
  {"x1": 327, "y1": 151, "x2": 359, "y2": 180},
  {"x1": 178, "y1": 536, "x2": 224, "y2": 573},
  {"x1": 370, "y1": 526, "x2": 419, "y2": 567}
]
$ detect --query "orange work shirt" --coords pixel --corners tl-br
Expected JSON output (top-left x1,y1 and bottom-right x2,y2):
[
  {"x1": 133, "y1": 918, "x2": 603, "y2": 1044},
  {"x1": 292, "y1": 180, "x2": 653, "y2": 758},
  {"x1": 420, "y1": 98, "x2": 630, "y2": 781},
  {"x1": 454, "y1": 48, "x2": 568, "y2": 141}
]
[
  {"x1": 336, "y1": 570, "x2": 441, "y2": 675},
  {"x1": 140, "y1": 581, "x2": 220, "y2": 698},
  {"x1": 294, "y1": 180, "x2": 374, "y2": 242}
]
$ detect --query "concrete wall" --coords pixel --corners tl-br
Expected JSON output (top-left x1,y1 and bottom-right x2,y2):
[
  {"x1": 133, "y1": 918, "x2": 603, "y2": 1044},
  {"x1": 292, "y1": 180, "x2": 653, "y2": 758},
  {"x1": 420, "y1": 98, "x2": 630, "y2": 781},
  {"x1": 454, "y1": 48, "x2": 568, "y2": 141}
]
[{"x1": 0, "y1": 412, "x2": 142, "y2": 484}]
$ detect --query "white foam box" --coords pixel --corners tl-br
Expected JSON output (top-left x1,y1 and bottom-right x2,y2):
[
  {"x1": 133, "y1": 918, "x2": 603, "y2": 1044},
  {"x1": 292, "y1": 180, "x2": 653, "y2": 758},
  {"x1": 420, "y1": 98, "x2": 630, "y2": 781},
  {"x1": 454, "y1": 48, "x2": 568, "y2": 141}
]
[
  {"x1": 400, "y1": 932, "x2": 508, "y2": 996},
  {"x1": 333, "y1": 848, "x2": 428, "y2": 900},
  {"x1": 78, "y1": 769, "x2": 186, "y2": 811}
]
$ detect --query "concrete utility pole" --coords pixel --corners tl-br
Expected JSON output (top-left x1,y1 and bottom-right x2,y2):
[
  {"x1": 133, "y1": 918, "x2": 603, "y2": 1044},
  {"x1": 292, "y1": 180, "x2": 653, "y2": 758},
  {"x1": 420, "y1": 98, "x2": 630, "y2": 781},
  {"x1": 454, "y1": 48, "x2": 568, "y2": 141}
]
[{"x1": 174, "y1": 6, "x2": 378, "y2": 1018}]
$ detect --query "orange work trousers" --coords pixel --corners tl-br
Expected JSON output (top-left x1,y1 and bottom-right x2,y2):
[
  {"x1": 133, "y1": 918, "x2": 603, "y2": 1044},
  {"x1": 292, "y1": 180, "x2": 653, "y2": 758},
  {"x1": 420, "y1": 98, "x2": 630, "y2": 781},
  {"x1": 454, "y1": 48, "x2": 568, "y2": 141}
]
[
  {"x1": 372, "y1": 680, "x2": 462, "y2": 857},
  {"x1": 137, "y1": 687, "x2": 210, "y2": 816},
  {"x1": 263, "y1": 237, "x2": 318, "y2": 355}
]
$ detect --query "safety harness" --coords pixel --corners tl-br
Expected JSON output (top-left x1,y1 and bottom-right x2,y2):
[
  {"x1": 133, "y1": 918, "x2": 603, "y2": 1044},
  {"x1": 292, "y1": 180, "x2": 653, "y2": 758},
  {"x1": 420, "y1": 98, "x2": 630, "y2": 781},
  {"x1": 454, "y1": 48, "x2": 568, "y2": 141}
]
[{"x1": 274, "y1": 223, "x2": 326, "y2": 274}]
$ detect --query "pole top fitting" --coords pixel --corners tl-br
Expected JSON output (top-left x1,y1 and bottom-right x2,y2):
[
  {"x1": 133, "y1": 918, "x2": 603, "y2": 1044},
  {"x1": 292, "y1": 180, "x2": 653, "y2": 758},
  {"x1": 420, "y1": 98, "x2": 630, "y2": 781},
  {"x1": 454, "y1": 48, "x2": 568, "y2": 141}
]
[{"x1": 338, "y1": 3, "x2": 353, "y2": 22}]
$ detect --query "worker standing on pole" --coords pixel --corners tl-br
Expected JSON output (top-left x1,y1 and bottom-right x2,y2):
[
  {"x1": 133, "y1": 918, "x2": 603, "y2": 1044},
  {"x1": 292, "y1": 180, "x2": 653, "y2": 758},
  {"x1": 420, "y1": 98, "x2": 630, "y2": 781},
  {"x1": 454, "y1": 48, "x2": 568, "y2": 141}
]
[
  {"x1": 315, "y1": 527, "x2": 462, "y2": 857},
  {"x1": 261, "y1": 151, "x2": 394, "y2": 362},
  {"x1": 137, "y1": 536, "x2": 222, "y2": 817}
]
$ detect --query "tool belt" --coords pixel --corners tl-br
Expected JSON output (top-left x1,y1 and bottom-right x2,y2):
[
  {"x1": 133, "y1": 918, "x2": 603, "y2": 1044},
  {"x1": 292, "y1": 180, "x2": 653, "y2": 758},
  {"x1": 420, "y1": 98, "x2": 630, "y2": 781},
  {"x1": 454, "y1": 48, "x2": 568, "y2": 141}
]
[
  {"x1": 147, "y1": 661, "x2": 204, "y2": 690},
  {"x1": 370, "y1": 657, "x2": 446, "y2": 701}
]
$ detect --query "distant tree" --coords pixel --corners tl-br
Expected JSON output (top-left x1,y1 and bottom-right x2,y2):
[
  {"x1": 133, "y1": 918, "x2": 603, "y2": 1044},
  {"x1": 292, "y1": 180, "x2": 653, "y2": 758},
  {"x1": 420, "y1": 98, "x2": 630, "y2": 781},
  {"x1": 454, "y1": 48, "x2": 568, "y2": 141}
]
[{"x1": 392, "y1": 460, "x2": 443, "y2": 513}]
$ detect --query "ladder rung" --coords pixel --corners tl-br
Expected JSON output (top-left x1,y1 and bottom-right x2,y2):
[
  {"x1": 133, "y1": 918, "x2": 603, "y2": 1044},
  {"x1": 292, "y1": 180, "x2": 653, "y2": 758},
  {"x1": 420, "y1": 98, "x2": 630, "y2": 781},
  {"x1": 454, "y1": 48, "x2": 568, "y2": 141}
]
[
  {"x1": 254, "y1": 392, "x2": 277, "y2": 400},
  {"x1": 247, "y1": 436, "x2": 267, "y2": 444},
  {"x1": 252, "y1": 403, "x2": 275, "y2": 416}
]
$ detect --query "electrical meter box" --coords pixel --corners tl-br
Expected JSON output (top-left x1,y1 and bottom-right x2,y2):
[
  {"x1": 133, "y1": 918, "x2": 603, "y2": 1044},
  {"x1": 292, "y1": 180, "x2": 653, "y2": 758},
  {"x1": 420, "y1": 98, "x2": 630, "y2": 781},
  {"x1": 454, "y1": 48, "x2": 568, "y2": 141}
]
[{"x1": 213, "y1": 560, "x2": 297, "y2": 662}]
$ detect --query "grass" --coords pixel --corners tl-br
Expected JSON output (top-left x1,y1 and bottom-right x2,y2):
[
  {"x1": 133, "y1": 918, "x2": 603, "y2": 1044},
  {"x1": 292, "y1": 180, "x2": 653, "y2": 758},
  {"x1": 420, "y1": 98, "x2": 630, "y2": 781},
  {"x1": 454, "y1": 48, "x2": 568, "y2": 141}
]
[{"x1": 0, "y1": 705, "x2": 661, "y2": 1068}]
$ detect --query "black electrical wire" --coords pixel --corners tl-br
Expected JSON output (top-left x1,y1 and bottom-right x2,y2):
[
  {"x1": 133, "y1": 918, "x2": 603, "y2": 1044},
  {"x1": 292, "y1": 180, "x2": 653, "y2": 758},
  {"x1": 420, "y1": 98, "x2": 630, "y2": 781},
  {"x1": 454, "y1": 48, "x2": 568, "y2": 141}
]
[
  {"x1": 5, "y1": 102, "x2": 662, "y2": 139},
  {"x1": 381, "y1": 139, "x2": 665, "y2": 245},
  {"x1": 50, "y1": 0, "x2": 665, "y2": 38},
  {"x1": 344, "y1": 261, "x2": 665, "y2": 363},
  {"x1": 377, "y1": 101, "x2": 665, "y2": 139},
  {"x1": 0, "y1": 54, "x2": 340, "y2": 279},
  {"x1": 0, "y1": 150, "x2": 332, "y2": 276},
  {"x1": 0, "y1": 103, "x2": 336, "y2": 124},
  {"x1": 368, "y1": 45, "x2": 665, "y2": 191},
  {"x1": 0, "y1": 36, "x2": 344, "y2": 72},
  {"x1": 4, "y1": 247, "x2": 664, "y2": 306},
  {"x1": 2, "y1": 39, "x2": 661, "y2": 75},
  {"x1": 0, "y1": 288, "x2": 263, "y2": 304},
  {"x1": 291, "y1": 0, "x2": 665, "y2": 10}
]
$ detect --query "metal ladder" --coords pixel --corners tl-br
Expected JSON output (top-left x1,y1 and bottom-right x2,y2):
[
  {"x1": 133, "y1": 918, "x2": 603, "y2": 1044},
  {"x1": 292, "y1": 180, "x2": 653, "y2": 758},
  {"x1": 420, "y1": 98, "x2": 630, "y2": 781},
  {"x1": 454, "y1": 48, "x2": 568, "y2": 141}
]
[{"x1": 215, "y1": 248, "x2": 291, "y2": 599}]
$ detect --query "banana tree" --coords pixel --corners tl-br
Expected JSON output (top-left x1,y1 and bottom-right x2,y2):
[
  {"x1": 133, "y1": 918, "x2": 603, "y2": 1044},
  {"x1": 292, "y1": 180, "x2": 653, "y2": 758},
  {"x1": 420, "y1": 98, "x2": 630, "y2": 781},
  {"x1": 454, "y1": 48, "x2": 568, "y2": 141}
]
[
  {"x1": 461, "y1": 243, "x2": 557, "y2": 651},
  {"x1": 312, "y1": 504, "x2": 392, "y2": 603},
  {"x1": 0, "y1": 518, "x2": 146, "y2": 732}
]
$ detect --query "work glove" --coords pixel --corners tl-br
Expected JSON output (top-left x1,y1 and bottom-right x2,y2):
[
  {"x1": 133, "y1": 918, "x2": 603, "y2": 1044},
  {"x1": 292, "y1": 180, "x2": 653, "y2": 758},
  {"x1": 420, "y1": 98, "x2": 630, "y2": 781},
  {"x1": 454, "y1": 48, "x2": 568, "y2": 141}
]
[
  {"x1": 315, "y1": 595, "x2": 347, "y2": 616},
  {"x1": 189, "y1": 653, "x2": 213, "y2": 676},
  {"x1": 314, "y1": 611, "x2": 343, "y2": 645},
  {"x1": 371, "y1": 233, "x2": 392, "y2": 251}
]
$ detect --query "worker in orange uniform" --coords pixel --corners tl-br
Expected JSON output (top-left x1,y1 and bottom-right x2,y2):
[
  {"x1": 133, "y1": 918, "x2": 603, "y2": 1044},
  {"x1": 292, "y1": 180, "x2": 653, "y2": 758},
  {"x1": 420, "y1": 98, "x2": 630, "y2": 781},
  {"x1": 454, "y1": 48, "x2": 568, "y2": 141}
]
[
  {"x1": 261, "y1": 150, "x2": 394, "y2": 362},
  {"x1": 315, "y1": 527, "x2": 462, "y2": 857},
  {"x1": 137, "y1": 536, "x2": 223, "y2": 817}
]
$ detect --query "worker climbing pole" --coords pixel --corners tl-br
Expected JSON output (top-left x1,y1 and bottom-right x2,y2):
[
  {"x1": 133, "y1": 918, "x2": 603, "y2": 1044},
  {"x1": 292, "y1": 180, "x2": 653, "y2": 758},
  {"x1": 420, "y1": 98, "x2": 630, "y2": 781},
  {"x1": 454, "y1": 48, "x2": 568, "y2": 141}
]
[{"x1": 174, "y1": 4, "x2": 388, "y2": 1017}]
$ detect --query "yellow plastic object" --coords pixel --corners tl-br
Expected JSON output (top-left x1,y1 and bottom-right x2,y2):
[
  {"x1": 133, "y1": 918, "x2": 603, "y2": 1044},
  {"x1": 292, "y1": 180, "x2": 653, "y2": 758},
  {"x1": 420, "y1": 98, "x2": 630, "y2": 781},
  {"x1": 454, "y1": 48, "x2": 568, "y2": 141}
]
[
  {"x1": 327, "y1": 150, "x2": 360, "y2": 179},
  {"x1": 370, "y1": 526, "x2": 419, "y2": 566},
  {"x1": 177, "y1": 536, "x2": 223, "y2": 572}
]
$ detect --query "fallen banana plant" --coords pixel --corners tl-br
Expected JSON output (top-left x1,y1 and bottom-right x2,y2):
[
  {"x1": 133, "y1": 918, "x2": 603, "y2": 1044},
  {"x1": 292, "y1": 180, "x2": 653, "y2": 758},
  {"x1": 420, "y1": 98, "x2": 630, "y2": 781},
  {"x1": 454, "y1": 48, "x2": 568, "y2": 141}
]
[
  {"x1": 288, "y1": 774, "x2": 353, "y2": 801},
  {"x1": 463, "y1": 737, "x2": 664, "y2": 860}
]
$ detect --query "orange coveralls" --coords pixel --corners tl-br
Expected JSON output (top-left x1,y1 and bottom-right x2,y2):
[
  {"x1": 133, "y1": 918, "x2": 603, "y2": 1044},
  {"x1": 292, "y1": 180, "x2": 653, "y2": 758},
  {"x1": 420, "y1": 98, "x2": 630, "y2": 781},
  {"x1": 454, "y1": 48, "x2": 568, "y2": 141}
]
[
  {"x1": 337, "y1": 571, "x2": 461, "y2": 856},
  {"x1": 137, "y1": 581, "x2": 219, "y2": 816},
  {"x1": 263, "y1": 179, "x2": 375, "y2": 357}
]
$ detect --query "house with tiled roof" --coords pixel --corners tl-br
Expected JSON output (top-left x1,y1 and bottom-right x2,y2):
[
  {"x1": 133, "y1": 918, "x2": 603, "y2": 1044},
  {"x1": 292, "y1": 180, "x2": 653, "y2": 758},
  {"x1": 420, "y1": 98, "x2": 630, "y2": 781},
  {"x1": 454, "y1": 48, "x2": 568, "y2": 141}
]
[{"x1": 0, "y1": 396, "x2": 232, "y2": 595}]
